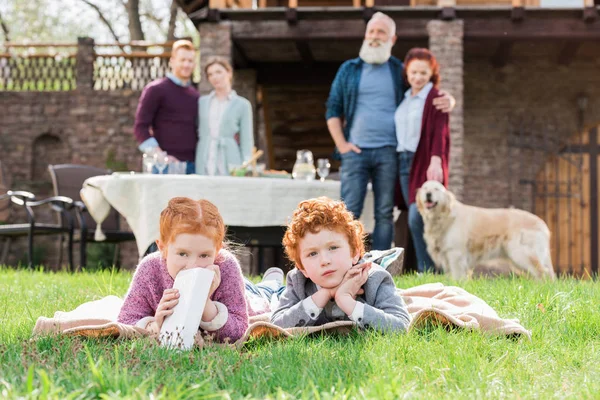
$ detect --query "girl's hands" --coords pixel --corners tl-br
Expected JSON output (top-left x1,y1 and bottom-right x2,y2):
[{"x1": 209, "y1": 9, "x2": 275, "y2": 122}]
[
  {"x1": 205, "y1": 264, "x2": 221, "y2": 297},
  {"x1": 153, "y1": 288, "x2": 179, "y2": 331}
]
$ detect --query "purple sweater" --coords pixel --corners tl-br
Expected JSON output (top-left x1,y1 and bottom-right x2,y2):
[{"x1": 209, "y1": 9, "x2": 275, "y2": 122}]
[
  {"x1": 133, "y1": 78, "x2": 200, "y2": 162},
  {"x1": 118, "y1": 249, "x2": 250, "y2": 343}
]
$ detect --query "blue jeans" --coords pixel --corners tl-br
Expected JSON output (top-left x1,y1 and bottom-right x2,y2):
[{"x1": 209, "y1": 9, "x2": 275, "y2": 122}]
[
  {"x1": 409, "y1": 203, "x2": 435, "y2": 273},
  {"x1": 398, "y1": 151, "x2": 414, "y2": 206},
  {"x1": 340, "y1": 146, "x2": 397, "y2": 250},
  {"x1": 152, "y1": 161, "x2": 196, "y2": 175},
  {"x1": 244, "y1": 278, "x2": 285, "y2": 302},
  {"x1": 398, "y1": 151, "x2": 435, "y2": 273}
]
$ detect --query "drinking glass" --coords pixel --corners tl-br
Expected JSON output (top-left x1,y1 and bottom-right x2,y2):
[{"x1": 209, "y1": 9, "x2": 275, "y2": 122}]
[
  {"x1": 153, "y1": 151, "x2": 168, "y2": 175},
  {"x1": 317, "y1": 158, "x2": 330, "y2": 182},
  {"x1": 168, "y1": 161, "x2": 186, "y2": 174},
  {"x1": 142, "y1": 153, "x2": 155, "y2": 173}
]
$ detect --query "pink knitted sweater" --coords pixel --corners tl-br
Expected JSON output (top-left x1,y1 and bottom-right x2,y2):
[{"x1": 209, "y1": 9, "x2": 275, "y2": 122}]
[{"x1": 118, "y1": 249, "x2": 261, "y2": 343}]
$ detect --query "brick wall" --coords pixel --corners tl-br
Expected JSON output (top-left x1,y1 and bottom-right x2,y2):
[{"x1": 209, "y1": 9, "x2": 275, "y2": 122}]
[
  {"x1": 0, "y1": 35, "x2": 261, "y2": 271},
  {"x1": 463, "y1": 58, "x2": 600, "y2": 210},
  {"x1": 428, "y1": 20, "x2": 465, "y2": 200}
]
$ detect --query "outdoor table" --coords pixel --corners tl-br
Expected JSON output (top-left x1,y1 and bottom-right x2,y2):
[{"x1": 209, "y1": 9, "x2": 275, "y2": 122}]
[{"x1": 80, "y1": 174, "x2": 375, "y2": 258}]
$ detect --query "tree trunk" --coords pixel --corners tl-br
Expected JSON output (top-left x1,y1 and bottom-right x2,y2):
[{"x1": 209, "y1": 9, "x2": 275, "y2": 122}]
[
  {"x1": 0, "y1": 10, "x2": 10, "y2": 42},
  {"x1": 127, "y1": 0, "x2": 145, "y2": 41},
  {"x1": 167, "y1": 0, "x2": 178, "y2": 41}
]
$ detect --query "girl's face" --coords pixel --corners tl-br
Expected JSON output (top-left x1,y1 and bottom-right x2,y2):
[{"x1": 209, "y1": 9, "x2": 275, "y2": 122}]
[
  {"x1": 157, "y1": 233, "x2": 219, "y2": 279},
  {"x1": 297, "y1": 228, "x2": 360, "y2": 289},
  {"x1": 206, "y1": 63, "x2": 232, "y2": 91},
  {"x1": 406, "y1": 59, "x2": 433, "y2": 93}
]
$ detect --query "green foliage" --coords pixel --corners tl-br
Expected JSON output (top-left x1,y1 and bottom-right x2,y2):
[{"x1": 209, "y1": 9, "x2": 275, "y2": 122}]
[
  {"x1": 105, "y1": 148, "x2": 129, "y2": 172},
  {"x1": 85, "y1": 242, "x2": 118, "y2": 271},
  {"x1": 1, "y1": 269, "x2": 599, "y2": 399},
  {"x1": 15, "y1": 243, "x2": 48, "y2": 268}
]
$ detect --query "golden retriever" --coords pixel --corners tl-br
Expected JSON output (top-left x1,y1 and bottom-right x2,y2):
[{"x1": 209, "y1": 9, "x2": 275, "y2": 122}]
[{"x1": 416, "y1": 180, "x2": 556, "y2": 280}]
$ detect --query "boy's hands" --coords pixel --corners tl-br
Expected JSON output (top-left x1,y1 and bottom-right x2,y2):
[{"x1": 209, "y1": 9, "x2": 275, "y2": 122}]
[
  {"x1": 331, "y1": 261, "x2": 371, "y2": 298},
  {"x1": 311, "y1": 262, "x2": 372, "y2": 309},
  {"x1": 150, "y1": 288, "x2": 180, "y2": 333},
  {"x1": 335, "y1": 262, "x2": 371, "y2": 316},
  {"x1": 336, "y1": 262, "x2": 371, "y2": 299}
]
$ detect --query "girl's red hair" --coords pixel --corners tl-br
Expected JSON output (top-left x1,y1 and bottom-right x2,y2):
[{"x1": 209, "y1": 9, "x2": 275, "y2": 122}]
[{"x1": 159, "y1": 197, "x2": 225, "y2": 250}]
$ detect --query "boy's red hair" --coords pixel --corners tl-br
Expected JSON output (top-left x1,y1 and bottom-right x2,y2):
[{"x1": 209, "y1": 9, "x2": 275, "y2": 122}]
[
  {"x1": 283, "y1": 197, "x2": 366, "y2": 271},
  {"x1": 159, "y1": 197, "x2": 225, "y2": 250}
]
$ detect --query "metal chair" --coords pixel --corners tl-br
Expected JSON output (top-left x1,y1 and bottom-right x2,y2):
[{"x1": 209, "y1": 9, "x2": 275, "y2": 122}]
[
  {"x1": 0, "y1": 190, "x2": 76, "y2": 269},
  {"x1": 0, "y1": 161, "x2": 12, "y2": 264},
  {"x1": 48, "y1": 164, "x2": 135, "y2": 270}
]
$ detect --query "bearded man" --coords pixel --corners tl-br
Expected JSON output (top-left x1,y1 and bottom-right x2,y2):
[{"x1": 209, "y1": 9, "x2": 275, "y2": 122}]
[{"x1": 325, "y1": 12, "x2": 454, "y2": 250}]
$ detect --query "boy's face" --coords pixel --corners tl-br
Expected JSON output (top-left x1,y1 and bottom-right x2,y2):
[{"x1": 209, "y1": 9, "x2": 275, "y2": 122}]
[
  {"x1": 297, "y1": 228, "x2": 360, "y2": 289},
  {"x1": 157, "y1": 232, "x2": 218, "y2": 279}
]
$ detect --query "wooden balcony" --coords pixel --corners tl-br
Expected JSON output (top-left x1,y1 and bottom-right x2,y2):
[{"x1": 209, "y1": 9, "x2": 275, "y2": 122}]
[{"x1": 192, "y1": 0, "x2": 596, "y2": 10}]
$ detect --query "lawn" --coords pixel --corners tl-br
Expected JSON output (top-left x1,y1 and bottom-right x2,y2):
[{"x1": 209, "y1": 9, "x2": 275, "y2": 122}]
[{"x1": 0, "y1": 267, "x2": 598, "y2": 399}]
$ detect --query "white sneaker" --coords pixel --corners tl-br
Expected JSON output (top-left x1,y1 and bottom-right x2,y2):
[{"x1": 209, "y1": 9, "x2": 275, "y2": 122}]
[{"x1": 262, "y1": 267, "x2": 284, "y2": 286}]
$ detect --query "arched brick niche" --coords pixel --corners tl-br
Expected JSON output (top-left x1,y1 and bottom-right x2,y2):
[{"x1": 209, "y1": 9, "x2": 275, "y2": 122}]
[{"x1": 30, "y1": 133, "x2": 72, "y2": 193}]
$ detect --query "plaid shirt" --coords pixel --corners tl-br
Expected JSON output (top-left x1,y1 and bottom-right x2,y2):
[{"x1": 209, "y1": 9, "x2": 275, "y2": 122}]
[{"x1": 325, "y1": 56, "x2": 405, "y2": 158}]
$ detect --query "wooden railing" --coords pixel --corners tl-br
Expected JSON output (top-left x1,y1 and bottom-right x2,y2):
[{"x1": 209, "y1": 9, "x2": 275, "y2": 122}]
[
  {"x1": 0, "y1": 44, "x2": 77, "y2": 91},
  {"x1": 0, "y1": 41, "x2": 177, "y2": 92},
  {"x1": 93, "y1": 42, "x2": 173, "y2": 91},
  {"x1": 208, "y1": 0, "x2": 593, "y2": 8}
]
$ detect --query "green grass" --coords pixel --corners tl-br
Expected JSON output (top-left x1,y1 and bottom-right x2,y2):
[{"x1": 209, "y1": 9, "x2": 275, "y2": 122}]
[{"x1": 0, "y1": 267, "x2": 599, "y2": 399}]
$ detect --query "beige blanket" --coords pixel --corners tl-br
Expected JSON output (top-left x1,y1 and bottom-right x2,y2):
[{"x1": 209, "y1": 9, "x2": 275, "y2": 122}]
[{"x1": 32, "y1": 283, "x2": 531, "y2": 348}]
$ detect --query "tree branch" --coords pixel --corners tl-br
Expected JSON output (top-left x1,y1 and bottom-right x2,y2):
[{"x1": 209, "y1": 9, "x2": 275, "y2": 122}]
[
  {"x1": 78, "y1": 0, "x2": 121, "y2": 42},
  {"x1": 140, "y1": 12, "x2": 167, "y2": 36},
  {"x1": 0, "y1": 10, "x2": 10, "y2": 42},
  {"x1": 167, "y1": 0, "x2": 179, "y2": 41}
]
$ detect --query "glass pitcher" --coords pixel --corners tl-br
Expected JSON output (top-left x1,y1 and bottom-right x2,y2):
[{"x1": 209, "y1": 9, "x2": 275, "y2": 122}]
[{"x1": 292, "y1": 149, "x2": 316, "y2": 181}]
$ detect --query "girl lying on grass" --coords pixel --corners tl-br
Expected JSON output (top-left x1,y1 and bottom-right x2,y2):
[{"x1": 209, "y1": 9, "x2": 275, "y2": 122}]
[
  {"x1": 117, "y1": 197, "x2": 284, "y2": 343},
  {"x1": 271, "y1": 197, "x2": 411, "y2": 332}
]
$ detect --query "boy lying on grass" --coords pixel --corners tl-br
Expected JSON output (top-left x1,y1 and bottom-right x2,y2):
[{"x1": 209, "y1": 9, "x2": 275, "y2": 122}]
[{"x1": 271, "y1": 197, "x2": 411, "y2": 332}]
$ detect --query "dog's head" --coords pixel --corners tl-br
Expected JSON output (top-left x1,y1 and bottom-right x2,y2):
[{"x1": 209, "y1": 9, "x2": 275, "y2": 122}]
[{"x1": 416, "y1": 180, "x2": 455, "y2": 218}]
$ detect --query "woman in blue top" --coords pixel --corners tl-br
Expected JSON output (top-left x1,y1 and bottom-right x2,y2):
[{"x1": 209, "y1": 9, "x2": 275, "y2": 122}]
[{"x1": 195, "y1": 57, "x2": 254, "y2": 175}]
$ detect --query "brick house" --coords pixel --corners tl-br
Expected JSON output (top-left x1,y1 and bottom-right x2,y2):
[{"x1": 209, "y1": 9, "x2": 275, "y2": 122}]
[
  {"x1": 1, "y1": 0, "x2": 599, "y2": 276},
  {"x1": 180, "y1": 0, "x2": 600, "y2": 276}
]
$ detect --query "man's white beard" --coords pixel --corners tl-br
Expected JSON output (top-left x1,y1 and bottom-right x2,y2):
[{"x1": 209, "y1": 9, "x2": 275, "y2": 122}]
[{"x1": 359, "y1": 39, "x2": 393, "y2": 64}]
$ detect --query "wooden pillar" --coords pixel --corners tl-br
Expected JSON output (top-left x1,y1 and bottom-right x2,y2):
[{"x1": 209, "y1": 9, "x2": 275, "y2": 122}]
[{"x1": 209, "y1": 0, "x2": 227, "y2": 8}]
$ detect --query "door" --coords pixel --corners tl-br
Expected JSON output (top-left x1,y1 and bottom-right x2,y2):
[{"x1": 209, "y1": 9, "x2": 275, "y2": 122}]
[{"x1": 533, "y1": 126, "x2": 598, "y2": 277}]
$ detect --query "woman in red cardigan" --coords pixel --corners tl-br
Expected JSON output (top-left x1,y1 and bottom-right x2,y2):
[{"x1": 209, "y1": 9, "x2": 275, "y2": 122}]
[{"x1": 395, "y1": 48, "x2": 450, "y2": 273}]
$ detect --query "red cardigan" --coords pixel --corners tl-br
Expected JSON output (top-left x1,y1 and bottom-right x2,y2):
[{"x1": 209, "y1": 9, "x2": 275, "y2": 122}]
[{"x1": 399, "y1": 87, "x2": 450, "y2": 206}]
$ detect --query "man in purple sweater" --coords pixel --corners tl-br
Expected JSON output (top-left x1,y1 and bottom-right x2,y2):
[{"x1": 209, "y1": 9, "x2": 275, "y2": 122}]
[{"x1": 134, "y1": 40, "x2": 200, "y2": 174}]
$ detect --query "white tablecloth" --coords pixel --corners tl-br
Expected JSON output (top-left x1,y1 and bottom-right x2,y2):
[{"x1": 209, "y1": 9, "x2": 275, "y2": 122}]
[{"x1": 80, "y1": 174, "x2": 375, "y2": 258}]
